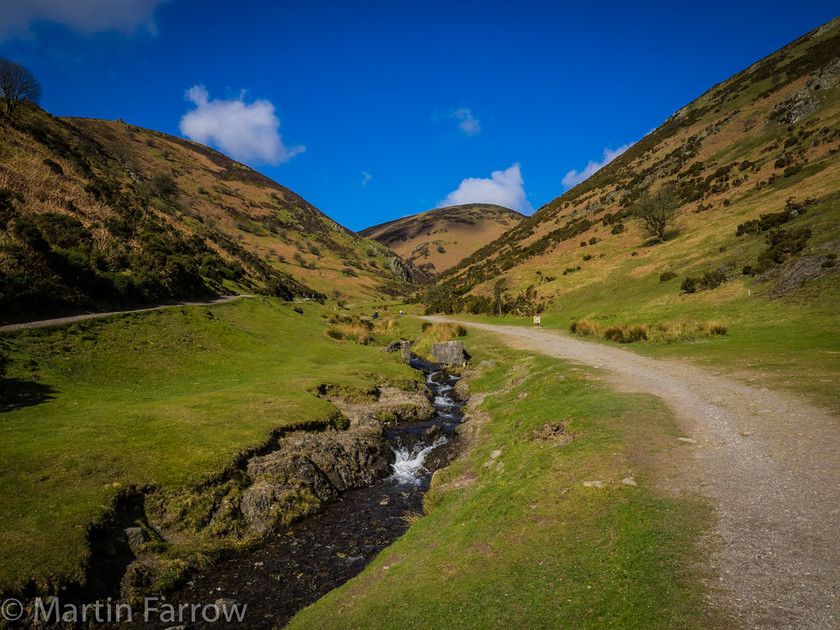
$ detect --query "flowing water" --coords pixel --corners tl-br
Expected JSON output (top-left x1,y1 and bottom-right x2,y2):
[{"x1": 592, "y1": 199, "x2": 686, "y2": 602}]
[{"x1": 108, "y1": 357, "x2": 464, "y2": 629}]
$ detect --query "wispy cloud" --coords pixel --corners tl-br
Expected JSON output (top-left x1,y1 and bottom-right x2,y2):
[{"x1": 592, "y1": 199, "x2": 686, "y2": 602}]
[
  {"x1": 362, "y1": 171, "x2": 372, "y2": 186},
  {"x1": 0, "y1": 0, "x2": 170, "y2": 41},
  {"x1": 179, "y1": 85, "x2": 304, "y2": 166},
  {"x1": 439, "y1": 163, "x2": 532, "y2": 213},
  {"x1": 452, "y1": 108, "x2": 481, "y2": 136},
  {"x1": 561, "y1": 144, "x2": 632, "y2": 189}
]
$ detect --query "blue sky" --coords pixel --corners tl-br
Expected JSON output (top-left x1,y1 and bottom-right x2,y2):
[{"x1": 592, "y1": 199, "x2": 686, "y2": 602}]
[{"x1": 1, "y1": 1, "x2": 837, "y2": 231}]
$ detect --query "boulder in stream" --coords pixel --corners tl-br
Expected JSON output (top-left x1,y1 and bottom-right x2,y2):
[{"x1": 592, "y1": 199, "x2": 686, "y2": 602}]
[{"x1": 431, "y1": 341, "x2": 470, "y2": 367}]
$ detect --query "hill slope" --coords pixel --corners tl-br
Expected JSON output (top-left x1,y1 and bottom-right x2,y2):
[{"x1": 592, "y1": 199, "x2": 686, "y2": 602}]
[
  {"x1": 360, "y1": 203, "x2": 525, "y2": 274},
  {"x1": 423, "y1": 17, "x2": 840, "y2": 319},
  {"x1": 0, "y1": 108, "x2": 414, "y2": 322}
]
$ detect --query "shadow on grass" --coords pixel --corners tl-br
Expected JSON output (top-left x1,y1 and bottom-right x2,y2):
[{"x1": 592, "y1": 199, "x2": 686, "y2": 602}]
[{"x1": 0, "y1": 378, "x2": 58, "y2": 413}]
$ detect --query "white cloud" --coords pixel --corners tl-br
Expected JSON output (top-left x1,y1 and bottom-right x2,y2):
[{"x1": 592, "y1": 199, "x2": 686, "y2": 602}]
[
  {"x1": 0, "y1": 0, "x2": 170, "y2": 40},
  {"x1": 439, "y1": 163, "x2": 532, "y2": 213},
  {"x1": 453, "y1": 108, "x2": 481, "y2": 136},
  {"x1": 362, "y1": 171, "x2": 372, "y2": 186},
  {"x1": 561, "y1": 144, "x2": 633, "y2": 189},
  {"x1": 179, "y1": 85, "x2": 304, "y2": 166}
]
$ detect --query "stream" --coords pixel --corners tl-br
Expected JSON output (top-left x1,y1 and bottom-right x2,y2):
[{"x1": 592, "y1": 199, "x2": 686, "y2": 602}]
[{"x1": 111, "y1": 357, "x2": 464, "y2": 629}]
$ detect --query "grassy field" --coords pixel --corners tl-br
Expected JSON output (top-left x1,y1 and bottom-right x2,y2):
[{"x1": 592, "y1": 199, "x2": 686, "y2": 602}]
[
  {"x1": 0, "y1": 297, "x2": 422, "y2": 595},
  {"x1": 287, "y1": 330, "x2": 726, "y2": 629}
]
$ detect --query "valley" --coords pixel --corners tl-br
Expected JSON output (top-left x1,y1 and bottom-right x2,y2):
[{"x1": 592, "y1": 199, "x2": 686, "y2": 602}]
[{"x1": 1, "y1": 12, "x2": 839, "y2": 630}]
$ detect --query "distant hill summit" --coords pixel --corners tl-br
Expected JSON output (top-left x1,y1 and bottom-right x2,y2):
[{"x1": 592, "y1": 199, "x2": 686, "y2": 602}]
[
  {"x1": 422, "y1": 16, "x2": 840, "y2": 316},
  {"x1": 360, "y1": 203, "x2": 525, "y2": 274},
  {"x1": 0, "y1": 108, "x2": 417, "y2": 322}
]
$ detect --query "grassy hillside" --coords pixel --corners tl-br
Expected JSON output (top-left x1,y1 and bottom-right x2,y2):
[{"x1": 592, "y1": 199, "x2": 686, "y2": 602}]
[
  {"x1": 0, "y1": 297, "x2": 422, "y2": 597},
  {"x1": 0, "y1": 107, "x2": 415, "y2": 323},
  {"x1": 421, "y1": 18, "x2": 840, "y2": 334},
  {"x1": 361, "y1": 203, "x2": 525, "y2": 274}
]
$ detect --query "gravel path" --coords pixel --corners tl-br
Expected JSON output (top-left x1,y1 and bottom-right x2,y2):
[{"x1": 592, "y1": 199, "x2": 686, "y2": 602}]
[
  {"x1": 427, "y1": 318, "x2": 840, "y2": 629},
  {"x1": 0, "y1": 295, "x2": 251, "y2": 333}
]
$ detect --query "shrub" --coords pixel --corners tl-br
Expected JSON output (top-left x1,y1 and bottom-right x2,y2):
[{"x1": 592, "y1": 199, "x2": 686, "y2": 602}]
[
  {"x1": 680, "y1": 277, "x2": 698, "y2": 293},
  {"x1": 603, "y1": 325, "x2": 625, "y2": 342},
  {"x1": 660, "y1": 271, "x2": 677, "y2": 282},
  {"x1": 611, "y1": 223, "x2": 625, "y2": 234},
  {"x1": 569, "y1": 319, "x2": 601, "y2": 337},
  {"x1": 626, "y1": 325, "x2": 648, "y2": 342}
]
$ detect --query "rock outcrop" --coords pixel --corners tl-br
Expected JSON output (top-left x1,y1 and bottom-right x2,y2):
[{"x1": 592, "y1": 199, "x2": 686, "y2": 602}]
[
  {"x1": 232, "y1": 384, "x2": 434, "y2": 533},
  {"x1": 431, "y1": 341, "x2": 471, "y2": 367}
]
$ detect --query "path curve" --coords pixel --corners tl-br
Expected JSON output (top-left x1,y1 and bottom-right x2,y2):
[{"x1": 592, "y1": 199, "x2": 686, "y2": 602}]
[
  {"x1": 0, "y1": 295, "x2": 252, "y2": 333},
  {"x1": 427, "y1": 317, "x2": 839, "y2": 629}
]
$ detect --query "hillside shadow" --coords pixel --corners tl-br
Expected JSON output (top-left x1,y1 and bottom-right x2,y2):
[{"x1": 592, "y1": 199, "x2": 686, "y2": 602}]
[{"x1": 0, "y1": 378, "x2": 58, "y2": 413}]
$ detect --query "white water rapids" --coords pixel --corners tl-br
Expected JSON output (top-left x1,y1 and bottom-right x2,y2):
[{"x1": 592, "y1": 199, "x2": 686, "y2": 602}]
[{"x1": 389, "y1": 436, "x2": 449, "y2": 484}]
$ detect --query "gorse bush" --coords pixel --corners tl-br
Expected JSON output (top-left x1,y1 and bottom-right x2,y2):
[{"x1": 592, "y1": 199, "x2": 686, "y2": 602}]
[{"x1": 681, "y1": 269, "x2": 727, "y2": 293}]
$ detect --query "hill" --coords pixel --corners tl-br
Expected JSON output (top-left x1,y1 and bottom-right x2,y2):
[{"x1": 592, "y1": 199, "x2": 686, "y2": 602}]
[
  {"x1": 360, "y1": 203, "x2": 525, "y2": 274},
  {"x1": 422, "y1": 18, "x2": 840, "y2": 322},
  {"x1": 0, "y1": 108, "x2": 417, "y2": 323}
]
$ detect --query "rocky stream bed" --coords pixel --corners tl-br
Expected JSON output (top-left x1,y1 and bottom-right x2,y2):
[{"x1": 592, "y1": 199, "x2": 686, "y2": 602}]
[{"x1": 96, "y1": 356, "x2": 466, "y2": 630}]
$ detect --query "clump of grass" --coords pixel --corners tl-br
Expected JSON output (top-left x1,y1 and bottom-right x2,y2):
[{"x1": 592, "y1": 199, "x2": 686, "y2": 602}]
[
  {"x1": 325, "y1": 323, "x2": 374, "y2": 344},
  {"x1": 603, "y1": 325, "x2": 625, "y2": 342},
  {"x1": 571, "y1": 317, "x2": 723, "y2": 344},
  {"x1": 373, "y1": 317, "x2": 397, "y2": 334},
  {"x1": 603, "y1": 324, "x2": 648, "y2": 343},
  {"x1": 648, "y1": 317, "x2": 728, "y2": 343},
  {"x1": 703, "y1": 320, "x2": 728, "y2": 336},
  {"x1": 569, "y1": 319, "x2": 601, "y2": 337}
]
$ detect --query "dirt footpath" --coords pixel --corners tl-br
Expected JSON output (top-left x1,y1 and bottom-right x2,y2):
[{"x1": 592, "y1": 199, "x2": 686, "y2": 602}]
[
  {"x1": 427, "y1": 318, "x2": 839, "y2": 629},
  {"x1": 0, "y1": 295, "x2": 251, "y2": 333}
]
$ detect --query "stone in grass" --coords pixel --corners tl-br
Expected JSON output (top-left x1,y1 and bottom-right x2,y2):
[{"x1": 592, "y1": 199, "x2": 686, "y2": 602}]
[
  {"x1": 583, "y1": 480, "x2": 605, "y2": 488},
  {"x1": 123, "y1": 526, "x2": 148, "y2": 547},
  {"x1": 678, "y1": 437, "x2": 698, "y2": 444},
  {"x1": 621, "y1": 477, "x2": 637, "y2": 486},
  {"x1": 431, "y1": 341, "x2": 471, "y2": 367}
]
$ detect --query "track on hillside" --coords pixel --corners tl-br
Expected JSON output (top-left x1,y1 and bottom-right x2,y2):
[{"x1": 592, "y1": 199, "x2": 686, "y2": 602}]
[
  {"x1": 426, "y1": 317, "x2": 839, "y2": 629},
  {"x1": 0, "y1": 295, "x2": 253, "y2": 332}
]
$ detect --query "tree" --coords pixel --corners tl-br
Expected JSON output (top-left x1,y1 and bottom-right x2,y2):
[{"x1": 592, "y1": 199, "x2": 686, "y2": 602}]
[
  {"x1": 0, "y1": 57, "x2": 42, "y2": 116},
  {"x1": 632, "y1": 183, "x2": 679, "y2": 243}
]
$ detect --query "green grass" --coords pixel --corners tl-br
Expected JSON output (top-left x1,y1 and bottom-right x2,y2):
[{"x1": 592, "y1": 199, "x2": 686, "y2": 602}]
[
  {"x1": 0, "y1": 297, "x2": 422, "y2": 594},
  {"x1": 287, "y1": 334, "x2": 725, "y2": 629}
]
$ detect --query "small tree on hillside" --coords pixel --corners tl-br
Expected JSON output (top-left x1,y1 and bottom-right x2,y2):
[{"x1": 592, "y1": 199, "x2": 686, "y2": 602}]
[
  {"x1": 632, "y1": 183, "x2": 679, "y2": 243},
  {"x1": 0, "y1": 57, "x2": 42, "y2": 116}
]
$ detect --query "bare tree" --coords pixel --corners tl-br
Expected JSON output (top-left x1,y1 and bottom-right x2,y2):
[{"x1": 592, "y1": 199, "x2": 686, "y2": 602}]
[
  {"x1": 632, "y1": 183, "x2": 679, "y2": 243},
  {"x1": 0, "y1": 57, "x2": 42, "y2": 116}
]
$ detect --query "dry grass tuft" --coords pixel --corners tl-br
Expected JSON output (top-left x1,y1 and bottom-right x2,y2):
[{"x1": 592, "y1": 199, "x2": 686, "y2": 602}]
[
  {"x1": 325, "y1": 323, "x2": 374, "y2": 344},
  {"x1": 569, "y1": 319, "x2": 602, "y2": 337}
]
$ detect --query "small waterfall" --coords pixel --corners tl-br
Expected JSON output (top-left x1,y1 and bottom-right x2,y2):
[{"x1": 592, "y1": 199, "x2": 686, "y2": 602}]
[{"x1": 390, "y1": 436, "x2": 449, "y2": 484}]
